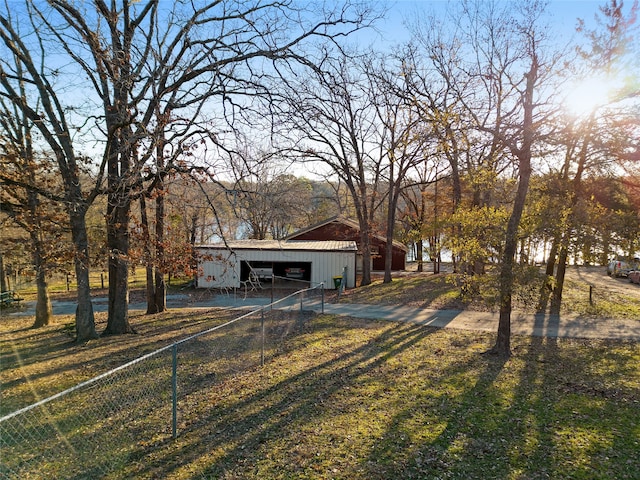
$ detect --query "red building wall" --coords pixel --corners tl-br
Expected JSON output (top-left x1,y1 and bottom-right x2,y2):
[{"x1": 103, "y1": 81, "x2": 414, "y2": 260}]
[{"x1": 289, "y1": 220, "x2": 406, "y2": 271}]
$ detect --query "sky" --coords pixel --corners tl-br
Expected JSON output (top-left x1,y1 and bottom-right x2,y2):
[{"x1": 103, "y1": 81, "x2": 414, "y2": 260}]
[{"x1": 369, "y1": 0, "x2": 607, "y2": 47}]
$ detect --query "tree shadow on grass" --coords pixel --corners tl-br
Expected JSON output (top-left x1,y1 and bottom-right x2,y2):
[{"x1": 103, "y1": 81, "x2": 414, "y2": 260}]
[
  {"x1": 356, "y1": 314, "x2": 562, "y2": 479},
  {"x1": 503, "y1": 318, "x2": 560, "y2": 479},
  {"x1": 99, "y1": 313, "x2": 640, "y2": 479},
  {"x1": 0, "y1": 309, "x2": 234, "y2": 414},
  {"x1": 126, "y1": 318, "x2": 445, "y2": 478},
  {"x1": 357, "y1": 315, "x2": 640, "y2": 480},
  {"x1": 358, "y1": 346, "x2": 509, "y2": 479}
]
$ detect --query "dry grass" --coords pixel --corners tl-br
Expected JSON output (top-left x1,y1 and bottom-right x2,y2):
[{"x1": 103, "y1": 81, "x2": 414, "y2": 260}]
[
  {"x1": 1, "y1": 267, "x2": 639, "y2": 479},
  {"x1": 146, "y1": 316, "x2": 639, "y2": 480},
  {"x1": 340, "y1": 266, "x2": 640, "y2": 319},
  {"x1": 0, "y1": 308, "x2": 235, "y2": 416}
]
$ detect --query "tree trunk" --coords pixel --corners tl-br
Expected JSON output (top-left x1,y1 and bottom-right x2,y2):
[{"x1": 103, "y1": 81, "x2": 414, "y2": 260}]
[
  {"x1": 189, "y1": 212, "x2": 199, "y2": 287},
  {"x1": 31, "y1": 232, "x2": 52, "y2": 328},
  {"x1": 548, "y1": 116, "x2": 593, "y2": 316},
  {"x1": 33, "y1": 267, "x2": 53, "y2": 328},
  {"x1": 69, "y1": 209, "x2": 99, "y2": 342},
  {"x1": 551, "y1": 240, "x2": 570, "y2": 315},
  {"x1": 139, "y1": 193, "x2": 158, "y2": 314},
  {"x1": 545, "y1": 234, "x2": 559, "y2": 277},
  {"x1": 447, "y1": 131, "x2": 462, "y2": 275},
  {"x1": 383, "y1": 187, "x2": 397, "y2": 285},
  {"x1": 493, "y1": 211, "x2": 520, "y2": 356},
  {"x1": 103, "y1": 71, "x2": 136, "y2": 334},
  {"x1": 145, "y1": 265, "x2": 156, "y2": 313},
  {"x1": 154, "y1": 269, "x2": 166, "y2": 313},
  {"x1": 154, "y1": 176, "x2": 167, "y2": 312},
  {"x1": 536, "y1": 232, "x2": 559, "y2": 313},
  {"x1": 492, "y1": 176, "x2": 531, "y2": 357},
  {"x1": 383, "y1": 232, "x2": 393, "y2": 283},
  {"x1": 26, "y1": 188, "x2": 53, "y2": 328},
  {"x1": 417, "y1": 240, "x2": 424, "y2": 272},
  {"x1": 488, "y1": 56, "x2": 538, "y2": 357},
  {"x1": 104, "y1": 197, "x2": 135, "y2": 335},
  {"x1": 0, "y1": 253, "x2": 7, "y2": 293},
  {"x1": 360, "y1": 234, "x2": 372, "y2": 286},
  {"x1": 359, "y1": 221, "x2": 373, "y2": 286},
  {"x1": 353, "y1": 195, "x2": 373, "y2": 286},
  {"x1": 431, "y1": 175, "x2": 440, "y2": 275}
]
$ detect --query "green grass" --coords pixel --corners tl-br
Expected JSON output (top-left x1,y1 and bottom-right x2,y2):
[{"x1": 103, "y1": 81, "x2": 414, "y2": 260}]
[
  {"x1": 2, "y1": 265, "x2": 639, "y2": 478},
  {"x1": 341, "y1": 269, "x2": 640, "y2": 320},
  {"x1": 560, "y1": 278, "x2": 640, "y2": 319},
  {"x1": 129, "y1": 316, "x2": 640, "y2": 479},
  {"x1": 1, "y1": 310, "x2": 639, "y2": 479},
  {"x1": 9, "y1": 270, "x2": 193, "y2": 299},
  {"x1": 341, "y1": 274, "x2": 466, "y2": 309}
]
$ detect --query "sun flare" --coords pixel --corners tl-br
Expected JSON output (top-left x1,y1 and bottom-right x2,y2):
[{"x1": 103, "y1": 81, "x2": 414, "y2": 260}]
[{"x1": 564, "y1": 76, "x2": 614, "y2": 117}]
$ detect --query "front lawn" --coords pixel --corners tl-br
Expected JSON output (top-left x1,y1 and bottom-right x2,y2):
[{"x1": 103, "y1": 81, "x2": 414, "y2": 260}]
[{"x1": 2, "y1": 311, "x2": 638, "y2": 479}]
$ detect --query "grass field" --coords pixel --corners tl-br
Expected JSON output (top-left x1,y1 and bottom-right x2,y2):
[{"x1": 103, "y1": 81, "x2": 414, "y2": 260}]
[
  {"x1": 1, "y1": 268, "x2": 640, "y2": 478},
  {"x1": 339, "y1": 266, "x2": 640, "y2": 319}
]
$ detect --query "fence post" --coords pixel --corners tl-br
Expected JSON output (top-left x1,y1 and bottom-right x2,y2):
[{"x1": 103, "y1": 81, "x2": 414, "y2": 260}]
[
  {"x1": 172, "y1": 344, "x2": 178, "y2": 439},
  {"x1": 321, "y1": 283, "x2": 325, "y2": 314},
  {"x1": 261, "y1": 309, "x2": 265, "y2": 367}
]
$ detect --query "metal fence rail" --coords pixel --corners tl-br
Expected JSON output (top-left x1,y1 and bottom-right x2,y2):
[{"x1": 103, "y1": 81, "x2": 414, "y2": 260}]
[{"x1": 0, "y1": 285, "x2": 324, "y2": 479}]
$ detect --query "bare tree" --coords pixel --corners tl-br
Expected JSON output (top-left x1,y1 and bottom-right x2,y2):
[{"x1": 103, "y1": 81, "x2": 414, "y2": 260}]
[
  {"x1": 365, "y1": 54, "x2": 429, "y2": 282},
  {"x1": 4, "y1": 0, "x2": 373, "y2": 334},
  {"x1": 407, "y1": 1, "x2": 539, "y2": 275},
  {"x1": 399, "y1": 36, "x2": 471, "y2": 273},
  {"x1": 411, "y1": 0, "x2": 559, "y2": 356},
  {"x1": 277, "y1": 52, "x2": 387, "y2": 286},
  {"x1": 399, "y1": 163, "x2": 450, "y2": 274},
  {"x1": 0, "y1": 104, "x2": 60, "y2": 327},
  {"x1": 478, "y1": 1, "x2": 556, "y2": 357},
  {"x1": 0, "y1": 7, "x2": 102, "y2": 341},
  {"x1": 223, "y1": 148, "x2": 314, "y2": 240}
]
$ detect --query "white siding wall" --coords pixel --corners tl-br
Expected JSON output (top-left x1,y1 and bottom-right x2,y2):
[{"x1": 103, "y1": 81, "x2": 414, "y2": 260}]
[
  {"x1": 198, "y1": 251, "x2": 240, "y2": 288},
  {"x1": 310, "y1": 250, "x2": 355, "y2": 288},
  {"x1": 197, "y1": 247, "x2": 356, "y2": 289}
]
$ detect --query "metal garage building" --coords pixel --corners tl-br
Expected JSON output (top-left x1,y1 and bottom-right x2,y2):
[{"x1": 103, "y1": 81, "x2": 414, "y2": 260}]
[{"x1": 196, "y1": 240, "x2": 357, "y2": 290}]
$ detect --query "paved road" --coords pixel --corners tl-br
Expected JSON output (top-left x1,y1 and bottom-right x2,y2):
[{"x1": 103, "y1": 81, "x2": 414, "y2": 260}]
[
  {"x1": 4, "y1": 294, "x2": 199, "y2": 316},
  {"x1": 6, "y1": 296, "x2": 640, "y2": 341}
]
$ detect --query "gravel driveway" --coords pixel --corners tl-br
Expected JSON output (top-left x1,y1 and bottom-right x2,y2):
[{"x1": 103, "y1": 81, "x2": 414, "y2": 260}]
[{"x1": 570, "y1": 265, "x2": 640, "y2": 299}]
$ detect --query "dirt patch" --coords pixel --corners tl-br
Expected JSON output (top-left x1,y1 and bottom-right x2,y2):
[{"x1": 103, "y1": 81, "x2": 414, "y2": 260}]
[{"x1": 569, "y1": 266, "x2": 640, "y2": 299}]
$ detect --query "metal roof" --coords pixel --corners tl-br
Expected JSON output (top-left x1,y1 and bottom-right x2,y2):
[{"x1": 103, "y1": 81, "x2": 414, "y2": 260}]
[{"x1": 196, "y1": 240, "x2": 358, "y2": 252}]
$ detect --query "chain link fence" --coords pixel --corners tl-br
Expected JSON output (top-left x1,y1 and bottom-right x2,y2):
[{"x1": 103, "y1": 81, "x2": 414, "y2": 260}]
[{"x1": 0, "y1": 285, "x2": 325, "y2": 479}]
